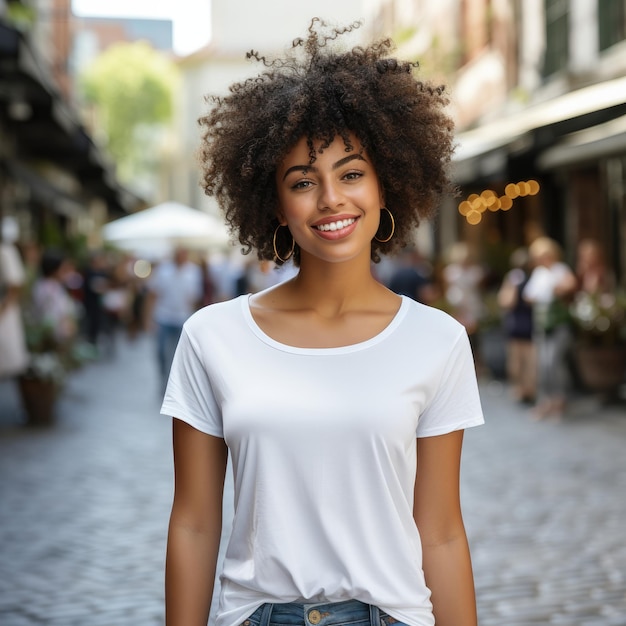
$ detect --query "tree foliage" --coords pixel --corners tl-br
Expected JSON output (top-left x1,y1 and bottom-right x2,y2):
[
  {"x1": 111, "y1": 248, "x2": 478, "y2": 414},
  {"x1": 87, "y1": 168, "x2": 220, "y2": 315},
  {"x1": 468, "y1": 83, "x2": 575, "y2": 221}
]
[{"x1": 80, "y1": 41, "x2": 178, "y2": 186}]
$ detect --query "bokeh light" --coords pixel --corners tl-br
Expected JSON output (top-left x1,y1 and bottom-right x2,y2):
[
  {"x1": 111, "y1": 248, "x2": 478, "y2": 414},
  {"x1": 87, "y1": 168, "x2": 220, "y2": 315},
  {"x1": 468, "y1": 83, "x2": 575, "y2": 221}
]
[
  {"x1": 458, "y1": 200, "x2": 472, "y2": 216},
  {"x1": 505, "y1": 183, "x2": 520, "y2": 198},
  {"x1": 466, "y1": 210, "x2": 482, "y2": 225},
  {"x1": 458, "y1": 180, "x2": 540, "y2": 224},
  {"x1": 527, "y1": 180, "x2": 540, "y2": 195},
  {"x1": 499, "y1": 196, "x2": 513, "y2": 210},
  {"x1": 133, "y1": 259, "x2": 152, "y2": 278}
]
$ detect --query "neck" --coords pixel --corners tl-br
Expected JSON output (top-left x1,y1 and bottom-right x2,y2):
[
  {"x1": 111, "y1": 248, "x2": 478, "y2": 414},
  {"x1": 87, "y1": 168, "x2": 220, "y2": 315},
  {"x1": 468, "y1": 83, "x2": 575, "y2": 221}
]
[{"x1": 289, "y1": 253, "x2": 383, "y2": 314}]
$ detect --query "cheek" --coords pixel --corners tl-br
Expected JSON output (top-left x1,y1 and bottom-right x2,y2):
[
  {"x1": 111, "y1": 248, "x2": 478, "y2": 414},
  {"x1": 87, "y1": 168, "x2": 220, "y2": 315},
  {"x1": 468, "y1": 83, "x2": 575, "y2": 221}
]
[
  {"x1": 275, "y1": 190, "x2": 295, "y2": 225},
  {"x1": 278, "y1": 194, "x2": 312, "y2": 221}
]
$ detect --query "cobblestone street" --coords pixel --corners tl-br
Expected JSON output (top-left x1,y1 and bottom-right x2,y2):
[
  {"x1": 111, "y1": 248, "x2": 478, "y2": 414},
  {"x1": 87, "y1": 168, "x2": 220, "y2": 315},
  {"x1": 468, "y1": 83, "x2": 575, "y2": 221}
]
[{"x1": 1, "y1": 334, "x2": 625, "y2": 626}]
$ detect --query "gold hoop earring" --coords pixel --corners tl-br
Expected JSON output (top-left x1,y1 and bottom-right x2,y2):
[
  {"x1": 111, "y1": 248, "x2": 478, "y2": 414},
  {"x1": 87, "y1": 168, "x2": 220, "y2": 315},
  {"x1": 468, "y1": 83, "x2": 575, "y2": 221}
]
[
  {"x1": 374, "y1": 207, "x2": 395, "y2": 243},
  {"x1": 272, "y1": 224, "x2": 295, "y2": 263}
]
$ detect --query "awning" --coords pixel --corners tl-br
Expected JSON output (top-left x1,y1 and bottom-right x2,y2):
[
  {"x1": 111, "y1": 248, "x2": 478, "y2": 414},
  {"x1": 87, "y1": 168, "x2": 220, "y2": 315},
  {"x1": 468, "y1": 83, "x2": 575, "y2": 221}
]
[
  {"x1": 452, "y1": 75, "x2": 626, "y2": 183},
  {"x1": 0, "y1": 19, "x2": 140, "y2": 214},
  {"x1": 5, "y1": 160, "x2": 84, "y2": 217},
  {"x1": 537, "y1": 114, "x2": 626, "y2": 170}
]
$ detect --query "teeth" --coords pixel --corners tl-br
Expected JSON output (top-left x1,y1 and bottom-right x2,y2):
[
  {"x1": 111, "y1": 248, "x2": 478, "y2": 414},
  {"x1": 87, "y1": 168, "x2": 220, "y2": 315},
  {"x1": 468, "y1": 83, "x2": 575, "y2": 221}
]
[{"x1": 315, "y1": 218, "x2": 355, "y2": 232}]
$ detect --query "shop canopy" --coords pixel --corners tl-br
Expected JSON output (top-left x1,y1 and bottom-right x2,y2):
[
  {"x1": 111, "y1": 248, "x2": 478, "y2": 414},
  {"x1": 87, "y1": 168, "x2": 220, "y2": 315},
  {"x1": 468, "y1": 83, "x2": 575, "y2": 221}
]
[
  {"x1": 537, "y1": 113, "x2": 626, "y2": 170},
  {"x1": 452, "y1": 75, "x2": 626, "y2": 183}
]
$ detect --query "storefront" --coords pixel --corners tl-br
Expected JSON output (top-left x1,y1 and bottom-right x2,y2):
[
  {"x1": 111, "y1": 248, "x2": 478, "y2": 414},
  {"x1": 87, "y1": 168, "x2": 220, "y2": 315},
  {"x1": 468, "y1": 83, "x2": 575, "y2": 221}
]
[
  {"x1": 0, "y1": 18, "x2": 139, "y2": 246},
  {"x1": 450, "y1": 76, "x2": 626, "y2": 285}
]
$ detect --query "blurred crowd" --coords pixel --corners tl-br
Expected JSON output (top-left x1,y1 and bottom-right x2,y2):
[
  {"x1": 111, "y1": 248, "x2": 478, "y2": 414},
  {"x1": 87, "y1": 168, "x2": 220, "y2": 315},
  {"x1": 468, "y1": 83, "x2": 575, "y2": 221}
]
[
  {"x1": 0, "y1": 233, "x2": 303, "y2": 397},
  {"x1": 1, "y1": 218, "x2": 622, "y2": 420},
  {"x1": 380, "y1": 236, "x2": 623, "y2": 420}
]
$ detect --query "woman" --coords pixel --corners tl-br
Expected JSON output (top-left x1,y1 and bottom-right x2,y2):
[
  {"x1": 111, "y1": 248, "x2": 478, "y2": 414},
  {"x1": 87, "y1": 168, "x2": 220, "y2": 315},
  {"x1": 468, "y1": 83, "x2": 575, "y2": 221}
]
[
  {"x1": 0, "y1": 233, "x2": 29, "y2": 380},
  {"x1": 161, "y1": 20, "x2": 484, "y2": 626},
  {"x1": 523, "y1": 237, "x2": 577, "y2": 419},
  {"x1": 31, "y1": 249, "x2": 78, "y2": 346},
  {"x1": 575, "y1": 238, "x2": 614, "y2": 295},
  {"x1": 497, "y1": 247, "x2": 536, "y2": 403}
]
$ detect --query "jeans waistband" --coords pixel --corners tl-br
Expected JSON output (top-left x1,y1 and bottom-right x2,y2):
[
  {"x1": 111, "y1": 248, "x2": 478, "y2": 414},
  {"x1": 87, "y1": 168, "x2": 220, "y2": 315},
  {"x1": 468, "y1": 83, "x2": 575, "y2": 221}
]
[{"x1": 245, "y1": 600, "x2": 381, "y2": 626}]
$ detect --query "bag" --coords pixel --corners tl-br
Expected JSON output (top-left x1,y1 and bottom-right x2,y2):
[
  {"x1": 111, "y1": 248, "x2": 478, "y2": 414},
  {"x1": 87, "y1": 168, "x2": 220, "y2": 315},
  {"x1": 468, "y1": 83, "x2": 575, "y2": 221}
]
[{"x1": 543, "y1": 298, "x2": 571, "y2": 334}]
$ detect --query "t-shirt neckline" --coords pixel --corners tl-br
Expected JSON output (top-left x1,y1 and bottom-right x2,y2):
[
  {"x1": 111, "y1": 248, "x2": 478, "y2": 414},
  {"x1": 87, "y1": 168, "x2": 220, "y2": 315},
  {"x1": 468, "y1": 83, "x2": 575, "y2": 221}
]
[{"x1": 241, "y1": 293, "x2": 410, "y2": 355}]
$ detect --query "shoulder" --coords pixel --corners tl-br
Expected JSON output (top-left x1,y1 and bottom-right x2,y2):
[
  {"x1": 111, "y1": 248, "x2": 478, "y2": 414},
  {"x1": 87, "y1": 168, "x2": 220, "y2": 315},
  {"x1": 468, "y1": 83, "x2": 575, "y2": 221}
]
[
  {"x1": 400, "y1": 297, "x2": 466, "y2": 342},
  {"x1": 184, "y1": 296, "x2": 246, "y2": 336},
  {"x1": 554, "y1": 262, "x2": 574, "y2": 276},
  {"x1": 527, "y1": 265, "x2": 548, "y2": 282}
]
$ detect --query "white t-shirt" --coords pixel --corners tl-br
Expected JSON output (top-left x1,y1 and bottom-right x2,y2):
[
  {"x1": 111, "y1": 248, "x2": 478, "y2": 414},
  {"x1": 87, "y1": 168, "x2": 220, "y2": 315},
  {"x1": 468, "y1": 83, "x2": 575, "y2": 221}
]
[
  {"x1": 161, "y1": 295, "x2": 484, "y2": 626},
  {"x1": 523, "y1": 262, "x2": 572, "y2": 304}
]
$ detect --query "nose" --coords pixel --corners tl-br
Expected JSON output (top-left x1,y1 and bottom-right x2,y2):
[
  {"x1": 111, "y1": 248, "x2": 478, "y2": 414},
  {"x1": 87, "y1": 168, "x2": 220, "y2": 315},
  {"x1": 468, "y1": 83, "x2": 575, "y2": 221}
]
[{"x1": 317, "y1": 179, "x2": 344, "y2": 211}]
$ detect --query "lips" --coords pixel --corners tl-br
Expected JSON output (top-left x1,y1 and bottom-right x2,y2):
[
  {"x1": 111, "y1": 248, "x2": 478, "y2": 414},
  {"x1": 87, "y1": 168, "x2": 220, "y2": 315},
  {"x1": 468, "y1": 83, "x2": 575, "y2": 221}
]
[
  {"x1": 311, "y1": 215, "x2": 360, "y2": 240},
  {"x1": 313, "y1": 217, "x2": 356, "y2": 232}
]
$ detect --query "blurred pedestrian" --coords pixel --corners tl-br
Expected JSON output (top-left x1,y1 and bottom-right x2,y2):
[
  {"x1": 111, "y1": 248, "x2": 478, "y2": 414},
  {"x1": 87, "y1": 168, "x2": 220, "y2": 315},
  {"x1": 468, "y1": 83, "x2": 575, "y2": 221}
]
[
  {"x1": 442, "y1": 242, "x2": 485, "y2": 333},
  {"x1": 523, "y1": 237, "x2": 577, "y2": 419},
  {"x1": 198, "y1": 254, "x2": 216, "y2": 308},
  {"x1": 161, "y1": 20, "x2": 483, "y2": 626},
  {"x1": 0, "y1": 218, "x2": 29, "y2": 380},
  {"x1": 82, "y1": 250, "x2": 109, "y2": 349},
  {"x1": 575, "y1": 238, "x2": 614, "y2": 295},
  {"x1": 101, "y1": 255, "x2": 131, "y2": 355},
  {"x1": 31, "y1": 249, "x2": 79, "y2": 352},
  {"x1": 147, "y1": 247, "x2": 202, "y2": 390},
  {"x1": 497, "y1": 247, "x2": 535, "y2": 403},
  {"x1": 442, "y1": 241, "x2": 485, "y2": 361},
  {"x1": 208, "y1": 252, "x2": 240, "y2": 302},
  {"x1": 388, "y1": 246, "x2": 436, "y2": 304}
]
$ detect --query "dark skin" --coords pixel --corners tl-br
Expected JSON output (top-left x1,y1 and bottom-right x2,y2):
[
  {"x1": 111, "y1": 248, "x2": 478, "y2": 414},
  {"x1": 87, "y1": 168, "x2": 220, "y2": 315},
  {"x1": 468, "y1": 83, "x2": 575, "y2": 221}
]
[{"x1": 166, "y1": 423, "x2": 227, "y2": 626}]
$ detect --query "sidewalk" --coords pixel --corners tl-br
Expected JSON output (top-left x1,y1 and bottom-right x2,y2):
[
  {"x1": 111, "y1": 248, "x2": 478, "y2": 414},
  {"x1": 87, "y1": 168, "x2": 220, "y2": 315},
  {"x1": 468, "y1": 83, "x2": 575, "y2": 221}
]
[
  {"x1": 463, "y1": 381, "x2": 626, "y2": 626},
  {"x1": 1, "y1": 334, "x2": 625, "y2": 625},
  {"x1": 0, "y1": 335, "x2": 171, "y2": 625}
]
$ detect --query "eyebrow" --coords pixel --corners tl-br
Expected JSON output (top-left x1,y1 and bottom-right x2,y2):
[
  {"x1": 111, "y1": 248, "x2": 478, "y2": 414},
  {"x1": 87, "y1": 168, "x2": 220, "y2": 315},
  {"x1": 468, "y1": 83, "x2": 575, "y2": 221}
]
[{"x1": 281, "y1": 154, "x2": 366, "y2": 181}]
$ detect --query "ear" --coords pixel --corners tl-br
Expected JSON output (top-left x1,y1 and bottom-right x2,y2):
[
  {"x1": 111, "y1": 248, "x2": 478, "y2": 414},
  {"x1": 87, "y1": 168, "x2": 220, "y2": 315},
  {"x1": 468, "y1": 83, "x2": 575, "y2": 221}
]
[{"x1": 275, "y1": 206, "x2": 287, "y2": 226}]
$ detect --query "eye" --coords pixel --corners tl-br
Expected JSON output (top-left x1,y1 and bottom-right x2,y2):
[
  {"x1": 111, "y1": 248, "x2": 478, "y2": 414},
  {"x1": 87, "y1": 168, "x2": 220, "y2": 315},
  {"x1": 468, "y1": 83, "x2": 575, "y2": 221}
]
[
  {"x1": 343, "y1": 170, "x2": 364, "y2": 181},
  {"x1": 291, "y1": 179, "x2": 314, "y2": 190}
]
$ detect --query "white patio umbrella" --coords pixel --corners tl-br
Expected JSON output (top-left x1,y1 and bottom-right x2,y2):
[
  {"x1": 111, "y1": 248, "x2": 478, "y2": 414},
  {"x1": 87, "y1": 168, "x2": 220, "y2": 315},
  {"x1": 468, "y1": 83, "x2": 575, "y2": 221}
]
[{"x1": 102, "y1": 202, "x2": 230, "y2": 258}]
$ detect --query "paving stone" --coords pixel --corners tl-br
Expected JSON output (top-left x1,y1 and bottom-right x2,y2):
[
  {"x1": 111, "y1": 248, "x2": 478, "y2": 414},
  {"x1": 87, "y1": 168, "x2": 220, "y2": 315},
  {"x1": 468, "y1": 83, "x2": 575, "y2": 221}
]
[{"x1": 1, "y1": 336, "x2": 626, "y2": 625}]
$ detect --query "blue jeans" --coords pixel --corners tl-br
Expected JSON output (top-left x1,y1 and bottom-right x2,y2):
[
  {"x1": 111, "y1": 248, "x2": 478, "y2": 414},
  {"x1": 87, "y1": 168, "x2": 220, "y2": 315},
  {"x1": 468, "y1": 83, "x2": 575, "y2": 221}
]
[
  {"x1": 156, "y1": 322, "x2": 183, "y2": 385},
  {"x1": 241, "y1": 600, "x2": 406, "y2": 626}
]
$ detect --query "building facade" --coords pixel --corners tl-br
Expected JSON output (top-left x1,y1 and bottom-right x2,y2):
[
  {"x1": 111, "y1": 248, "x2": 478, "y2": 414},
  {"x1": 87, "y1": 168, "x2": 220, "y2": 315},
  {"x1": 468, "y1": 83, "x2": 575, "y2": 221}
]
[
  {"x1": 447, "y1": 0, "x2": 626, "y2": 284},
  {"x1": 0, "y1": 0, "x2": 139, "y2": 250},
  {"x1": 163, "y1": 0, "x2": 626, "y2": 285}
]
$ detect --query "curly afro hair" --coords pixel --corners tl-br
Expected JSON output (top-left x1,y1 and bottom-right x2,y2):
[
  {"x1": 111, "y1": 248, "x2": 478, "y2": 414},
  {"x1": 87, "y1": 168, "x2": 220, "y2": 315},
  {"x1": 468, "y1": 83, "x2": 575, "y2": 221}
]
[{"x1": 199, "y1": 18, "x2": 455, "y2": 264}]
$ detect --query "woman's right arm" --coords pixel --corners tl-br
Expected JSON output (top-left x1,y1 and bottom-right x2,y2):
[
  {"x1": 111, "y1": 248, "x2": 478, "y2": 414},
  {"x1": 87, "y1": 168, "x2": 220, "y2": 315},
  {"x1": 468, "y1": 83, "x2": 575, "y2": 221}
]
[{"x1": 166, "y1": 419, "x2": 228, "y2": 626}]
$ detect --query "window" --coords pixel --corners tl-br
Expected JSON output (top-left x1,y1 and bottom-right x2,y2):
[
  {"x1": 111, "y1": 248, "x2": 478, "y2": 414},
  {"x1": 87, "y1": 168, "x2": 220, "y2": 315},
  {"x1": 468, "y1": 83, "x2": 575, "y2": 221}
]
[
  {"x1": 543, "y1": 0, "x2": 569, "y2": 77},
  {"x1": 599, "y1": 0, "x2": 626, "y2": 51}
]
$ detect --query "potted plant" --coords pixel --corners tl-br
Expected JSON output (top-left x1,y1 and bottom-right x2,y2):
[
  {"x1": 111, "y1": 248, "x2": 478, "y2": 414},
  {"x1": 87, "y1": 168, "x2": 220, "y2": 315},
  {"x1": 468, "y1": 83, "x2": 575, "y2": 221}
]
[
  {"x1": 570, "y1": 290, "x2": 626, "y2": 395},
  {"x1": 18, "y1": 317, "x2": 68, "y2": 426}
]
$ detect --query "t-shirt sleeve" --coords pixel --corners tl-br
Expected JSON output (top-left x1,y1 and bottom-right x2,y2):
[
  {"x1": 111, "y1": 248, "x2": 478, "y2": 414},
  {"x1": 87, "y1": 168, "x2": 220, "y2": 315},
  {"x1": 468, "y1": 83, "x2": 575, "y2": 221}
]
[
  {"x1": 416, "y1": 328, "x2": 484, "y2": 437},
  {"x1": 160, "y1": 326, "x2": 223, "y2": 437}
]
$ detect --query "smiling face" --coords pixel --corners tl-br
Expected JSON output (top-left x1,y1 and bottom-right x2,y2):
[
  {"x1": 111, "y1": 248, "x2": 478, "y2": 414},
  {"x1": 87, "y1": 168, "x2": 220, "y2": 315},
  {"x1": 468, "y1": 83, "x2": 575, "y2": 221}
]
[{"x1": 275, "y1": 134, "x2": 385, "y2": 266}]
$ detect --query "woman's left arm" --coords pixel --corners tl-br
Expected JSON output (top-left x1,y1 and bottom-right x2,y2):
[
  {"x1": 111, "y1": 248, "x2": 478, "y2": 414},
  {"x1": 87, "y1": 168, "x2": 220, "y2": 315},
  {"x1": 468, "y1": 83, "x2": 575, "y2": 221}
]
[{"x1": 414, "y1": 430, "x2": 477, "y2": 626}]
